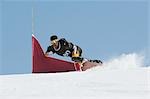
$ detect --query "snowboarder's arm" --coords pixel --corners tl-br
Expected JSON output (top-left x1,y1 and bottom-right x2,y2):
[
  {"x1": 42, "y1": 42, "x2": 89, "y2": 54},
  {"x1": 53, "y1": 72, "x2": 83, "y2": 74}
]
[{"x1": 45, "y1": 46, "x2": 54, "y2": 57}]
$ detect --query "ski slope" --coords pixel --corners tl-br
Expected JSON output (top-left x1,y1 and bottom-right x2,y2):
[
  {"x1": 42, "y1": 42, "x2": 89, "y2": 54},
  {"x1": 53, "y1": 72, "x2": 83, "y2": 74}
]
[{"x1": 0, "y1": 53, "x2": 150, "y2": 99}]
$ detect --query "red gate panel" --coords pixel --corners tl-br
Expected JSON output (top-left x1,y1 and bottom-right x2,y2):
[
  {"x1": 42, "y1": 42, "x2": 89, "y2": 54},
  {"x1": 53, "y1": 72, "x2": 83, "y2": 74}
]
[{"x1": 32, "y1": 35, "x2": 76, "y2": 73}]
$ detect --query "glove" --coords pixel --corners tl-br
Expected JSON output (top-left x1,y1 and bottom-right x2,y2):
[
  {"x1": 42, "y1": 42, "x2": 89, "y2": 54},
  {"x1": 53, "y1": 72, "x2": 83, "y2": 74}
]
[{"x1": 72, "y1": 57, "x2": 83, "y2": 62}]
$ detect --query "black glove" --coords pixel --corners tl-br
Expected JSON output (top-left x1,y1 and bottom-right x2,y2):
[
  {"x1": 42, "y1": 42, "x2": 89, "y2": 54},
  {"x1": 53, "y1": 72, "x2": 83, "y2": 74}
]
[{"x1": 72, "y1": 57, "x2": 83, "y2": 62}]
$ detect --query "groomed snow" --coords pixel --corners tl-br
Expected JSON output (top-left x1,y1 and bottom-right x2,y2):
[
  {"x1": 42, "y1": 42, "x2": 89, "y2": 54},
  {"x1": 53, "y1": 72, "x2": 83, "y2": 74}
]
[{"x1": 0, "y1": 53, "x2": 150, "y2": 99}]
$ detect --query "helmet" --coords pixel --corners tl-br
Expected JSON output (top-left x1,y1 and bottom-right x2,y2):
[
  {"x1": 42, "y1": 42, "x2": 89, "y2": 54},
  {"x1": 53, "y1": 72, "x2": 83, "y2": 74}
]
[{"x1": 50, "y1": 35, "x2": 58, "y2": 41}]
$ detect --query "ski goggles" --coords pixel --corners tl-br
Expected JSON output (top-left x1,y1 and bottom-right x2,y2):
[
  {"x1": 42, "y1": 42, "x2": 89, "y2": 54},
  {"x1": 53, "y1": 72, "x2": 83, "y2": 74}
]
[{"x1": 51, "y1": 39, "x2": 58, "y2": 45}]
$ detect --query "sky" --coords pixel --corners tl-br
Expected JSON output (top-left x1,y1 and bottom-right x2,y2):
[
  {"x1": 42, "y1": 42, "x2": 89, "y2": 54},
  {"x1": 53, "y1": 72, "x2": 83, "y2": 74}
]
[{"x1": 0, "y1": 0, "x2": 149, "y2": 74}]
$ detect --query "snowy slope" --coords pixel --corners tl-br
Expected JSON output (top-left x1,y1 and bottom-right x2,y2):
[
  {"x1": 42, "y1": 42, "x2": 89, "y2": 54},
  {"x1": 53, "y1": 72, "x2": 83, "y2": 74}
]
[{"x1": 0, "y1": 53, "x2": 150, "y2": 99}]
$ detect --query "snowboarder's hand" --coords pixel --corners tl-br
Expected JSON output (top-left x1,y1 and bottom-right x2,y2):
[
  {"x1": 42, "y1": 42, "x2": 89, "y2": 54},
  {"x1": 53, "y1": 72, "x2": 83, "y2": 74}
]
[{"x1": 45, "y1": 53, "x2": 49, "y2": 57}]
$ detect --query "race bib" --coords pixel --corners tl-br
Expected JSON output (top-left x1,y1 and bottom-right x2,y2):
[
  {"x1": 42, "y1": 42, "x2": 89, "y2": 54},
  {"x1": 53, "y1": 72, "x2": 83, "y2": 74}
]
[{"x1": 63, "y1": 50, "x2": 71, "y2": 57}]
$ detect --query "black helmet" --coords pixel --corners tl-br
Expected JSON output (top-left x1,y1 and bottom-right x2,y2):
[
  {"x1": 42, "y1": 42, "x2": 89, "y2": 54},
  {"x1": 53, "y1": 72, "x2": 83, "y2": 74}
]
[{"x1": 50, "y1": 35, "x2": 58, "y2": 41}]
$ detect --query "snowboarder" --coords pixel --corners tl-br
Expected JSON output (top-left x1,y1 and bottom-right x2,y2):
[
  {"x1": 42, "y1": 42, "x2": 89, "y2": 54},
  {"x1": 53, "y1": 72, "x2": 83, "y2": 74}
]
[{"x1": 45, "y1": 35, "x2": 102, "y2": 65}]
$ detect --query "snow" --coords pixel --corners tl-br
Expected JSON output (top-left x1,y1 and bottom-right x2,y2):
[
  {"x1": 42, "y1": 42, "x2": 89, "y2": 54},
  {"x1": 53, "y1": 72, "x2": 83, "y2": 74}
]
[{"x1": 0, "y1": 53, "x2": 150, "y2": 99}]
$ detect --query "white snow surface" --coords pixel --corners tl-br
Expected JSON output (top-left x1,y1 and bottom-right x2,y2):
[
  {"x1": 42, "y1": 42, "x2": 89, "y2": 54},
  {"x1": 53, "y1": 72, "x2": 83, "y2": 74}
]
[{"x1": 0, "y1": 53, "x2": 150, "y2": 99}]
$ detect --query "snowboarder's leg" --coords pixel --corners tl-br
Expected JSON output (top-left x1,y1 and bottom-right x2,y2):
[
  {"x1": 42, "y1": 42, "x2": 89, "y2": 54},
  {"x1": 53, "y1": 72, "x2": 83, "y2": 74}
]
[
  {"x1": 71, "y1": 47, "x2": 84, "y2": 71},
  {"x1": 71, "y1": 46, "x2": 103, "y2": 71},
  {"x1": 72, "y1": 57, "x2": 103, "y2": 71},
  {"x1": 71, "y1": 46, "x2": 83, "y2": 63},
  {"x1": 72, "y1": 57, "x2": 103, "y2": 64},
  {"x1": 74, "y1": 62, "x2": 82, "y2": 71},
  {"x1": 72, "y1": 57, "x2": 84, "y2": 71}
]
